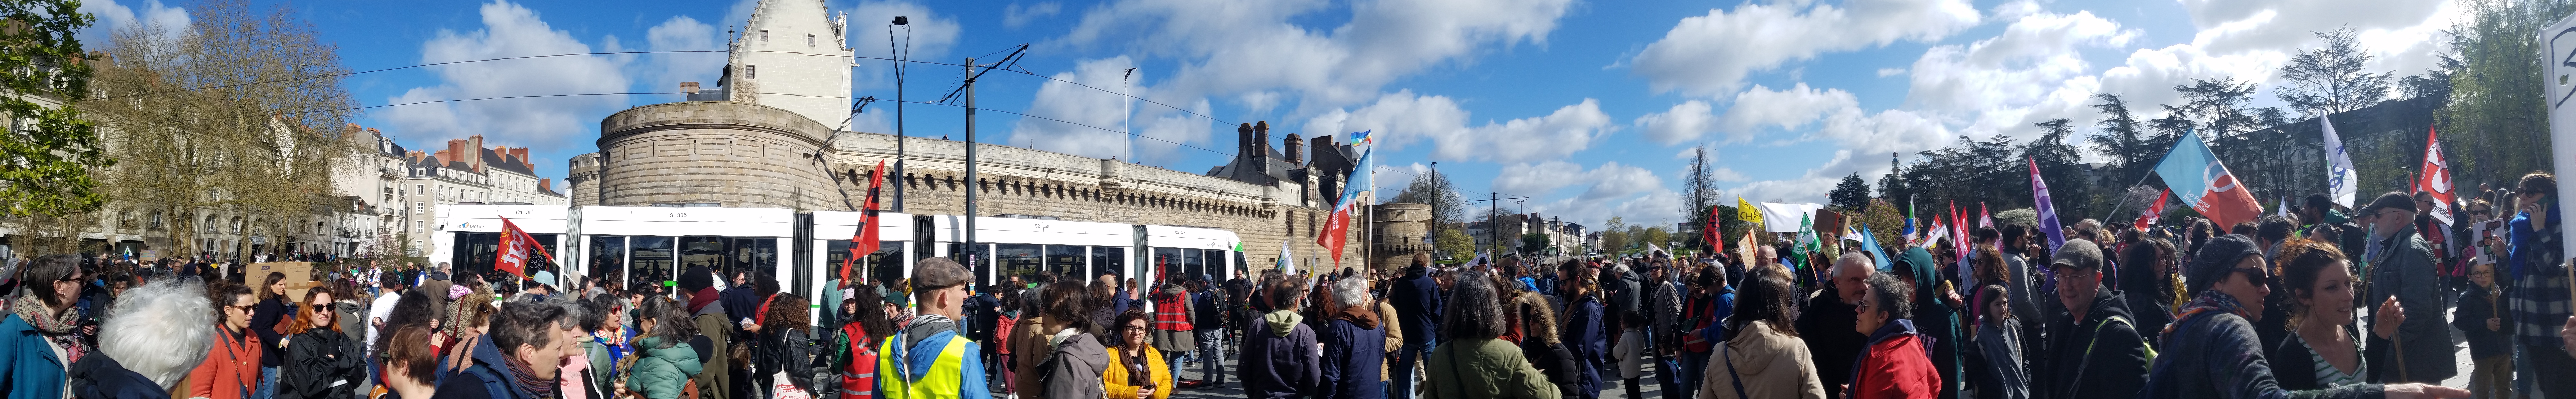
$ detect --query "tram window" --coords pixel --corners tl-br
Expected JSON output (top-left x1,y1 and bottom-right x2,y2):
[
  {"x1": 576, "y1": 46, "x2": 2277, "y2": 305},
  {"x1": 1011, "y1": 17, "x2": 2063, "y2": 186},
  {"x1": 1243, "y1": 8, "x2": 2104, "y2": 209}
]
[
  {"x1": 1149, "y1": 248, "x2": 1182, "y2": 281},
  {"x1": 826, "y1": 240, "x2": 852, "y2": 281},
  {"x1": 1232, "y1": 251, "x2": 1247, "y2": 280},
  {"x1": 948, "y1": 242, "x2": 991, "y2": 271},
  {"x1": 1093, "y1": 247, "x2": 1127, "y2": 280},
  {"x1": 677, "y1": 237, "x2": 726, "y2": 276},
  {"x1": 1044, "y1": 245, "x2": 1083, "y2": 280},
  {"x1": 1181, "y1": 249, "x2": 1205, "y2": 281},
  {"x1": 452, "y1": 232, "x2": 500, "y2": 277},
  {"x1": 589, "y1": 236, "x2": 627, "y2": 287},
  {"x1": 869, "y1": 240, "x2": 906, "y2": 283},
  {"x1": 729, "y1": 237, "x2": 778, "y2": 274},
  {"x1": 631, "y1": 236, "x2": 676, "y2": 291},
  {"x1": 996, "y1": 244, "x2": 1041, "y2": 282}
]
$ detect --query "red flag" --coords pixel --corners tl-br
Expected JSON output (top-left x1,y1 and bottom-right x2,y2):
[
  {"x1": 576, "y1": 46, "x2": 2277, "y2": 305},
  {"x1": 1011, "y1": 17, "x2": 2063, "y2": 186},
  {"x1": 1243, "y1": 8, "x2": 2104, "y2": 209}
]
[
  {"x1": 1979, "y1": 203, "x2": 1993, "y2": 229},
  {"x1": 495, "y1": 216, "x2": 554, "y2": 280},
  {"x1": 840, "y1": 161, "x2": 888, "y2": 290},
  {"x1": 1319, "y1": 207, "x2": 1354, "y2": 268},
  {"x1": 1949, "y1": 201, "x2": 1964, "y2": 247},
  {"x1": 2416, "y1": 126, "x2": 2456, "y2": 225},
  {"x1": 2135, "y1": 188, "x2": 2172, "y2": 231},
  {"x1": 1706, "y1": 205, "x2": 1725, "y2": 254}
]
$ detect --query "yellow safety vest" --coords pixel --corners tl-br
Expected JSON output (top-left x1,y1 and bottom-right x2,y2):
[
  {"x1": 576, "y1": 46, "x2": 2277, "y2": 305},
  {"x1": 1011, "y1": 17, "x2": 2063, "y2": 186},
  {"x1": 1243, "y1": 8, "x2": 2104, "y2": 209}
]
[{"x1": 877, "y1": 332, "x2": 972, "y2": 399}]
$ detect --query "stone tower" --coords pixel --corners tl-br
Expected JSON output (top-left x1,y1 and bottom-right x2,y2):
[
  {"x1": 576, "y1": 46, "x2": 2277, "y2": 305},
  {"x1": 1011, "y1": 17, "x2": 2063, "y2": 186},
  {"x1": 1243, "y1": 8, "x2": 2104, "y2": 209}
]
[{"x1": 724, "y1": 0, "x2": 853, "y2": 129}]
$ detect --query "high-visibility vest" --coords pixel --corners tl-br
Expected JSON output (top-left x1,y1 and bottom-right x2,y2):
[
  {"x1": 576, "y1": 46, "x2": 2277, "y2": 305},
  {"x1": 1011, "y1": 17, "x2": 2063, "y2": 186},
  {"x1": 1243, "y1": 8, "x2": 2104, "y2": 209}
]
[
  {"x1": 877, "y1": 329, "x2": 972, "y2": 399},
  {"x1": 1152, "y1": 293, "x2": 1193, "y2": 331},
  {"x1": 840, "y1": 324, "x2": 879, "y2": 399}
]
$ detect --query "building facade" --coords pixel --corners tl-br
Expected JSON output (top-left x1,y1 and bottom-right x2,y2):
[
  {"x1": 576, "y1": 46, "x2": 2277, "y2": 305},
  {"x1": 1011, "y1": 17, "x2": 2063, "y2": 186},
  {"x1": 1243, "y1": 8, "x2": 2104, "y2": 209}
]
[{"x1": 399, "y1": 135, "x2": 567, "y2": 256}]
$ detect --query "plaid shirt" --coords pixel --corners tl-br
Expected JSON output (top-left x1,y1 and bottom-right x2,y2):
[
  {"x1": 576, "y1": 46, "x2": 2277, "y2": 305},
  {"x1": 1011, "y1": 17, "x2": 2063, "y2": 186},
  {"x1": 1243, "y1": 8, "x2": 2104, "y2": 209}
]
[{"x1": 2509, "y1": 210, "x2": 2570, "y2": 348}]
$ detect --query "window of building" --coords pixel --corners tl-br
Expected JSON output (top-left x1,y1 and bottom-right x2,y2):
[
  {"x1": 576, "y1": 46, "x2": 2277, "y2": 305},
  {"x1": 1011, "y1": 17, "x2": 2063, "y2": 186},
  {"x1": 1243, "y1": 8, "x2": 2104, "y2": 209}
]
[
  {"x1": 414, "y1": 202, "x2": 424, "y2": 215},
  {"x1": 415, "y1": 220, "x2": 425, "y2": 233},
  {"x1": 759, "y1": 29, "x2": 769, "y2": 41},
  {"x1": 806, "y1": 34, "x2": 816, "y2": 47},
  {"x1": 746, "y1": 65, "x2": 756, "y2": 79}
]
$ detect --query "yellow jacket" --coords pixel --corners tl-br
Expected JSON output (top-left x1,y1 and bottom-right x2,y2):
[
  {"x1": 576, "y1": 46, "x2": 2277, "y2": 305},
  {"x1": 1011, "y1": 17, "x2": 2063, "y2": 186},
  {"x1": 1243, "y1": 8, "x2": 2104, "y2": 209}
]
[{"x1": 1104, "y1": 346, "x2": 1172, "y2": 399}]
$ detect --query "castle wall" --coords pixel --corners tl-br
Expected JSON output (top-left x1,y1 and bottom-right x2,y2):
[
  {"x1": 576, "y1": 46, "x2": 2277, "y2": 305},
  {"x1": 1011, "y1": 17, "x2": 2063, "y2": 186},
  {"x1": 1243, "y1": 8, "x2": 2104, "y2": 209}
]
[{"x1": 596, "y1": 101, "x2": 838, "y2": 210}]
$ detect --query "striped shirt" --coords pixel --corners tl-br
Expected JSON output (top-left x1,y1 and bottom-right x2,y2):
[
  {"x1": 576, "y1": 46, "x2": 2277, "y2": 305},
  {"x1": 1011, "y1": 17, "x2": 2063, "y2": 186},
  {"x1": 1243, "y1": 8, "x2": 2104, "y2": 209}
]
[{"x1": 2293, "y1": 334, "x2": 2362, "y2": 387}]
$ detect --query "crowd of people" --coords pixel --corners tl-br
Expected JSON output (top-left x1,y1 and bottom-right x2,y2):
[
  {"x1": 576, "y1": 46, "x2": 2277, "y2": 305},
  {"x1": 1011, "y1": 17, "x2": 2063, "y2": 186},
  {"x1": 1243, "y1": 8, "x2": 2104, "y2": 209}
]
[{"x1": 13, "y1": 173, "x2": 2576, "y2": 399}]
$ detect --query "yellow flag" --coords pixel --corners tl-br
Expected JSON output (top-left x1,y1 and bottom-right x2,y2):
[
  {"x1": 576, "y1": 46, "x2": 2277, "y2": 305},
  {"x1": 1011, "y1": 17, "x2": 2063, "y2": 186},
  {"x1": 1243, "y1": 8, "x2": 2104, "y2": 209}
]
[{"x1": 1737, "y1": 197, "x2": 1764, "y2": 225}]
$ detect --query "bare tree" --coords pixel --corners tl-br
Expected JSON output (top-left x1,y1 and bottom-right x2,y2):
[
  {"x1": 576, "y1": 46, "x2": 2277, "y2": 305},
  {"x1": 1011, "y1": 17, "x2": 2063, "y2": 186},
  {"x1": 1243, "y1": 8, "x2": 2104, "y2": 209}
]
[
  {"x1": 2276, "y1": 27, "x2": 2395, "y2": 117},
  {"x1": 82, "y1": 0, "x2": 358, "y2": 257},
  {"x1": 1683, "y1": 143, "x2": 1720, "y2": 219}
]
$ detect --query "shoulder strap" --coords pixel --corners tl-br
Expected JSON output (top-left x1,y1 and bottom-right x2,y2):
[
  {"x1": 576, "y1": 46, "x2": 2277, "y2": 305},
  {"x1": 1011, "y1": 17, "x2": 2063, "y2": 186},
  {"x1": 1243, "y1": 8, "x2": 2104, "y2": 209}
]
[{"x1": 1722, "y1": 344, "x2": 1750, "y2": 399}]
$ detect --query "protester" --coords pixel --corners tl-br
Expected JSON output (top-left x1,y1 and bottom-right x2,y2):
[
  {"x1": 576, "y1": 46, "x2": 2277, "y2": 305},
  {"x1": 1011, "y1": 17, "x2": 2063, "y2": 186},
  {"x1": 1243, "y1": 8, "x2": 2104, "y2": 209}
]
[
  {"x1": 831, "y1": 288, "x2": 892, "y2": 399},
  {"x1": 1149, "y1": 281, "x2": 1195, "y2": 384},
  {"x1": 377, "y1": 325, "x2": 441, "y2": 399},
  {"x1": 1319, "y1": 276, "x2": 1386, "y2": 399},
  {"x1": 1246, "y1": 276, "x2": 1323, "y2": 399},
  {"x1": 2141, "y1": 235, "x2": 2466, "y2": 399},
  {"x1": 2456, "y1": 260, "x2": 2510, "y2": 399},
  {"x1": 278, "y1": 288, "x2": 364, "y2": 399},
  {"x1": 1511, "y1": 281, "x2": 1581, "y2": 399},
  {"x1": 1698, "y1": 268, "x2": 1823, "y2": 399},
  {"x1": 677, "y1": 266, "x2": 734, "y2": 399},
  {"x1": 574, "y1": 295, "x2": 623, "y2": 399},
  {"x1": 1558, "y1": 260, "x2": 1608, "y2": 399},
  {"x1": 71, "y1": 277, "x2": 214, "y2": 399},
  {"x1": 1798, "y1": 253, "x2": 1870, "y2": 399},
  {"x1": 2356, "y1": 192, "x2": 2456, "y2": 384},
  {"x1": 2116, "y1": 238, "x2": 2177, "y2": 346},
  {"x1": 430, "y1": 297, "x2": 575, "y2": 399},
  {"x1": 2268, "y1": 237, "x2": 2371, "y2": 390},
  {"x1": 2038, "y1": 239, "x2": 2147, "y2": 399},
  {"x1": 1, "y1": 254, "x2": 85, "y2": 399},
  {"x1": 1389, "y1": 253, "x2": 1443, "y2": 399},
  {"x1": 1191, "y1": 276, "x2": 1230, "y2": 388},
  {"x1": 1423, "y1": 270, "x2": 1559, "y2": 399},
  {"x1": 754, "y1": 293, "x2": 818, "y2": 398},
  {"x1": 1037, "y1": 281, "x2": 1108, "y2": 399},
  {"x1": 1106, "y1": 309, "x2": 1172, "y2": 399},
  {"x1": 876, "y1": 258, "x2": 990, "y2": 399},
  {"x1": 1012, "y1": 280, "x2": 1069, "y2": 399},
  {"x1": 629, "y1": 297, "x2": 703, "y2": 399},
  {"x1": 1967, "y1": 283, "x2": 2025, "y2": 399}
]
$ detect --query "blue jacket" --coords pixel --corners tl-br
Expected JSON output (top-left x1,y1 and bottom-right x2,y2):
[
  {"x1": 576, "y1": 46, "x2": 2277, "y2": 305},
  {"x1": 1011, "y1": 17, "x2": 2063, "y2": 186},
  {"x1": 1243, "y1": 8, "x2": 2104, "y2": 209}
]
[
  {"x1": 0, "y1": 313, "x2": 69, "y2": 399},
  {"x1": 1318, "y1": 312, "x2": 1386, "y2": 399},
  {"x1": 1561, "y1": 295, "x2": 1606, "y2": 399},
  {"x1": 429, "y1": 335, "x2": 539, "y2": 399},
  {"x1": 71, "y1": 354, "x2": 167, "y2": 399},
  {"x1": 1388, "y1": 270, "x2": 1442, "y2": 346}
]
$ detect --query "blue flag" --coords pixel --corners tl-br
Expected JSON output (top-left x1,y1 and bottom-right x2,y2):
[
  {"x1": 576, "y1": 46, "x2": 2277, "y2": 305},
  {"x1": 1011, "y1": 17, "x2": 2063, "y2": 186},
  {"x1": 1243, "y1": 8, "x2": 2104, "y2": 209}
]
[{"x1": 1861, "y1": 225, "x2": 1892, "y2": 270}]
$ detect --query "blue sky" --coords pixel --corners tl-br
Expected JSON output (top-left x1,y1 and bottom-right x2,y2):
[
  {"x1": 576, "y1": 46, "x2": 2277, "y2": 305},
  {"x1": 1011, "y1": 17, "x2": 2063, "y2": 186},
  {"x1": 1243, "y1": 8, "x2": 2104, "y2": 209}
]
[{"x1": 75, "y1": 0, "x2": 2461, "y2": 229}]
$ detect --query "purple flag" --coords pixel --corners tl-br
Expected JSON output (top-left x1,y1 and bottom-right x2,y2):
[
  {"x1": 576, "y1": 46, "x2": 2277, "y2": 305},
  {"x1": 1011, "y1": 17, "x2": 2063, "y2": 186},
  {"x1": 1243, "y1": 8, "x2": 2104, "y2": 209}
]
[{"x1": 2030, "y1": 158, "x2": 2067, "y2": 251}]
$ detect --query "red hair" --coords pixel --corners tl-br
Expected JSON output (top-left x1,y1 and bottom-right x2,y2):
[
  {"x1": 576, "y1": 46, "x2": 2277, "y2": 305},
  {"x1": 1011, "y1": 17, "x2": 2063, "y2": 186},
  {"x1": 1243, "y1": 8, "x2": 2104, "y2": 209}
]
[{"x1": 278, "y1": 289, "x2": 338, "y2": 335}]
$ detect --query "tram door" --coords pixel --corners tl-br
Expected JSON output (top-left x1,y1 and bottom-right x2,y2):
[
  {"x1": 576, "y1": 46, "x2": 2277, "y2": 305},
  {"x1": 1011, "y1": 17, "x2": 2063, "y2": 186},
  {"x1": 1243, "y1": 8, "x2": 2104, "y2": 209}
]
[{"x1": 675, "y1": 236, "x2": 775, "y2": 282}]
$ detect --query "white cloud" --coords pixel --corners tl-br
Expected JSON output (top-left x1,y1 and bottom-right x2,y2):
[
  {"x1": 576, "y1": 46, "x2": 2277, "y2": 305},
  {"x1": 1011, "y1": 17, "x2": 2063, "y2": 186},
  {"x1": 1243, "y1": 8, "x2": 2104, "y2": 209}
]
[
  {"x1": 1493, "y1": 160, "x2": 1585, "y2": 194},
  {"x1": 1004, "y1": 2, "x2": 1062, "y2": 28},
  {"x1": 1878, "y1": 68, "x2": 1907, "y2": 77},
  {"x1": 1635, "y1": 100, "x2": 1714, "y2": 145},
  {"x1": 1718, "y1": 83, "x2": 1859, "y2": 143},
  {"x1": 78, "y1": 0, "x2": 188, "y2": 47},
  {"x1": 1305, "y1": 92, "x2": 1611, "y2": 163},
  {"x1": 380, "y1": 1, "x2": 630, "y2": 148},
  {"x1": 1711, "y1": 167, "x2": 1750, "y2": 183},
  {"x1": 1629, "y1": 0, "x2": 1981, "y2": 96},
  {"x1": 639, "y1": 16, "x2": 719, "y2": 102},
  {"x1": 1525, "y1": 162, "x2": 1678, "y2": 227},
  {"x1": 842, "y1": 0, "x2": 963, "y2": 137},
  {"x1": 1011, "y1": 57, "x2": 1142, "y2": 159}
]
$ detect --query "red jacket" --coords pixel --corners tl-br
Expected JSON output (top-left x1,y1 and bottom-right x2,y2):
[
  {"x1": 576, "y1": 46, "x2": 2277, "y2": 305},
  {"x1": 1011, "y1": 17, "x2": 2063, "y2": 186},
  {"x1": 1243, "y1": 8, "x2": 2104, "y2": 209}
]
[
  {"x1": 1846, "y1": 320, "x2": 1939, "y2": 399},
  {"x1": 189, "y1": 326, "x2": 263, "y2": 399}
]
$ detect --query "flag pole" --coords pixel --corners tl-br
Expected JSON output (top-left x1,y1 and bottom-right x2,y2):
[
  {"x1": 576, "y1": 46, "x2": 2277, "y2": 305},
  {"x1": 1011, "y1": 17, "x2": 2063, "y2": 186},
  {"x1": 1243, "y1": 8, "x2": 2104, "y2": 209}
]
[{"x1": 2096, "y1": 170, "x2": 2163, "y2": 222}]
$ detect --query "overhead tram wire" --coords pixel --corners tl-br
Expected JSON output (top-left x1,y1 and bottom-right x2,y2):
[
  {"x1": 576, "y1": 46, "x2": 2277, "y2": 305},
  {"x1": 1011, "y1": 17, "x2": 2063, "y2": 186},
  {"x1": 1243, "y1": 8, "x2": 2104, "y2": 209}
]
[
  {"x1": 95, "y1": 48, "x2": 1287, "y2": 144},
  {"x1": 93, "y1": 90, "x2": 1247, "y2": 161}
]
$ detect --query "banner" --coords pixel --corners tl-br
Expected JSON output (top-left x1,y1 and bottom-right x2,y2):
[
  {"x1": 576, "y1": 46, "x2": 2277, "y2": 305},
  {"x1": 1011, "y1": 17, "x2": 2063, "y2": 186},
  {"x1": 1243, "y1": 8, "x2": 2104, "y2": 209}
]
[
  {"x1": 841, "y1": 160, "x2": 888, "y2": 289},
  {"x1": 2322, "y1": 114, "x2": 2360, "y2": 207},
  {"x1": 2151, "y1": 129, "x2": 2264, "y2": 229},
  {"x1": 2031, "y1": 157, "x2": 2069, "y2": 251},
  {"x1": 1318, "y1": 147, "x2": 1371, "y2": 268},
  {"x1": 1737, "y1": 197, "x2": 1764, "y2": 226},
  {"x1": 1759, "y1": 202, "x2": 1825, "y2": 233},
  {"x1": 2417, "y1": 126, "x2": 2457, "y2": 225},
  {"x1": 2135, "y1": 188, "x2": 2172, "y2": 231},
  {"x1": 494, "y1": 216, "x2": 555, "y2": 280},
  {"x1": 2544, "y1": 15, "x2": 2576, "y2": 264}
]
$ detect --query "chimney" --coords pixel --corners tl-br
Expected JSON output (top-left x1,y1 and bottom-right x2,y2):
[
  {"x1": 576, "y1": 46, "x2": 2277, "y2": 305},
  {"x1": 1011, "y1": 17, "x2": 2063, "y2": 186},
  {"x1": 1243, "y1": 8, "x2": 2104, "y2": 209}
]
[
  {"x1": 1284, "y1": 133, "x2": 1304, "y2": 166},
  {"x1": 1253, "y1": 121, "x2": 1271, "y2": 163},
  {"x1": 681, "y1": 82, "x2": 701, "y2": 94},
  {"x1": 468, "y1": 135, "x2": 485, "y2": 172},
  {"x1": 431, "y1": 149, "x2": 453, "y2": 165},
  {"x1": 1237, "y1": 123, "x2": 1255, "y2": 162},
  {"x1": 510, "y1": 147, "x2": 529, "y2": 164},
  {"x1": 407, "y1": 150, "x2": 425, "y2": 163},
  {"x1": 539, "y1": 178, "x2": 552, "y2": 193}
]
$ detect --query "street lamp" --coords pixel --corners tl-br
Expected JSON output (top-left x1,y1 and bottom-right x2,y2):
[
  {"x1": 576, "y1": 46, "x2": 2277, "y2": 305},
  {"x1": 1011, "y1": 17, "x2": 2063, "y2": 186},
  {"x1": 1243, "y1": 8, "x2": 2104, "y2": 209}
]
[{"x1": 889, "y1": 16, "x2": 911, "y2": 211}]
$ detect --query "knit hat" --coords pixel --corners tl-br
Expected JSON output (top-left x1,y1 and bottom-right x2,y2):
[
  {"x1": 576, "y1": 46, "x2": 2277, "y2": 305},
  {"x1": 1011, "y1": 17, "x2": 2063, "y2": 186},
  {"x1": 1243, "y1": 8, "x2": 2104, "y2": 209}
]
[
  {"x1": 677, "y1": 265, "x2": 714, "y2": 292},
  {"x1": 2186, "y1": 234, "x2": 2264, "y2": 295},
  {"x1": 2050, "y1": 239, "x2": 2104, "y2": 271},
  {"x1": 2363, "y1": 192, "x2": 2416, "y2": 214}
]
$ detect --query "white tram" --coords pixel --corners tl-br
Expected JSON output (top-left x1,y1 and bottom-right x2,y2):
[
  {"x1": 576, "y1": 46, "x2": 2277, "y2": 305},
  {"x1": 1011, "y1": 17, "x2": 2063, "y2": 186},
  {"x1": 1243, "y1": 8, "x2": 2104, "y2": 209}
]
[{"x1": 429, "y1": 203, "x2": 1241, "y2": 307}]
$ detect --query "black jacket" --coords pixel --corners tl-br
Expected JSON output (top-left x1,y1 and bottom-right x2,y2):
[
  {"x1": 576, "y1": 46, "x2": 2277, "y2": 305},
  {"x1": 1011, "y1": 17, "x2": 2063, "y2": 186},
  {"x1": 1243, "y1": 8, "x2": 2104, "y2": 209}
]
[
  {"x1": 280, "y1": 329, "x2": 365, "y2": 399},
  {"x1": 70, "y1": 355, "x2": 168, "y2": 399},
  {"x1": 753, "y1": 327, "x2": 819, "y2": 394},
  {"x1": 252, "y1": 297, "x2": 292, "y2": 367},
  {"x1": 2040, "y1": 290, "x2": 2147, "y2": 399},
  {"x1": 1521, "y1": 338, "x2": 1583, "y2": 399},
  {"x1": 1795, "y1": 290, "x2": 1863, "y2": 399},
  {"x1": 2455, "y1": 287, "x2": 2510, "y2": 359}
]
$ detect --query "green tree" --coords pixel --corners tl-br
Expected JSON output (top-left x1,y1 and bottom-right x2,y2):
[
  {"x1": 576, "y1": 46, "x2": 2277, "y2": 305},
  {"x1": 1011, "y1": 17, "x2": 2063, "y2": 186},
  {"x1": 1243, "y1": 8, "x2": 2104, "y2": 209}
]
[
  {"x1": 0, "y1": 0, "x2": 111, "y2": 220},
  {"x1": 1600, "y1": 216, "x2": 1630, "y2": 251},
  {"x1": 2175, "y1": 77, "x2": 2262, "y2": 141},
  {"x1": 1829, "y1": 172, "x2": 1872, "y2": 211},
  {"x1": 2089, "y1": 93, "x2": 2152, "y2": 185},
  {"x1": 1396, "y1": 166, "x2": 1467, "y2": 242},
  {"x1": 2436, "y1": 0, "x2": 2570, "y2": 186},
  {"x1": 1434, "y1": 229, "x2": 1474, "y2": 260},
  {"x1": 1640, "y1": 227, "x2": 1672, "y2": 251},
  {"x1": 1520, "y1": 233, "x2": 1550, "y2": 255},
  {"x1": 2275, "y1": 27, "x2": 2394, "y2": 117}
]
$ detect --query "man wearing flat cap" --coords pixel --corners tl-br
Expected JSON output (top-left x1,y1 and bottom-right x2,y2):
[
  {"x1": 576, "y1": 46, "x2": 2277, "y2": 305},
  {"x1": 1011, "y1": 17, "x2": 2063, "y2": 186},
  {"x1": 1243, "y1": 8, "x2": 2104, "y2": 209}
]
[{"x1": 2356, "y1": 191, "x2": 2456, "y2": 383}]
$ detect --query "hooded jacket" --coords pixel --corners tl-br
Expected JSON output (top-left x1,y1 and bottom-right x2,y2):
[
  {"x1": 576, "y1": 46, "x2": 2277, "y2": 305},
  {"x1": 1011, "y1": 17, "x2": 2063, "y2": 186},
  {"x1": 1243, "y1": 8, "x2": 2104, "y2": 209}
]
[
  {"x1": 1244, "y1": 309, "x2": 1323, "y2": 399},
  {"x1": 1320, "y1": 304, "x2": 1386, "y2": 399},
  {"x1": 688, "y1": 288, "x2": 734, "y2": 399},
  {"x1": 1896, "y1": 247, "x2": 1964, "y2": 399},
  {"x1": 630, "y1": 336, "x2": 704, "y2": 399},
  {"x1": 1009, "y1": 316, "x2": 1063, "y2": 399},
  {"x1": 1848, "y1": 319, "x2": 1941, "y2": 399},
  {"x1": 1513, "y1": 292, "x2": 1581, "y2": 399},
  {"x1": 2040, "y1": 289, "x2": 2147, "y2": 399},
  {"x1": 1424, "y1": 338, "x2": 1561, "y2": 399},
  {"x1": 1150, "y1": 285, "x2": 1196, "y2": 352},
  {"x1": 1039, "y1": 328, "x2": 1109, "y2": 399},
  {"x1": 279, "y1": 327, "x2": 365, "y2": 399},
  {"x1": 1560, "y1": 293, "x2": 1607, "y2": 399},
  {"x1": 2141, "y1": 291, "x2": 2384, "y2": 399},
  {"x1": 1696, "y1": 320, "x2": 1824, "y2": 399},
  {"x1": 430, "y1": 334, "x2": 544, "y2": 399}
]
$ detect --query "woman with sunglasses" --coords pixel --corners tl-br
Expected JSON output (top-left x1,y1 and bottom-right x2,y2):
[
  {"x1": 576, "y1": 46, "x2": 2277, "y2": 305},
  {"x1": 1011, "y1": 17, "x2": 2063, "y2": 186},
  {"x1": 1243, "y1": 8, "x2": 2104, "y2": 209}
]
[
  {"x1": 2140, "y1": 235, "x2": 2465, "y2": 399},
  {"x1": 191, "y1": 280, "x2": 265, "y2": 399}
]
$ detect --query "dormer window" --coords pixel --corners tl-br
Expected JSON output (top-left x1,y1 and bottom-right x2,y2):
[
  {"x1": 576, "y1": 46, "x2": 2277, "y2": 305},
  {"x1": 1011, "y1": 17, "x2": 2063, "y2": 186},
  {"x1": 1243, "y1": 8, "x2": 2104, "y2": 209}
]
[
  {"x1": 807, "y1": 34, "x2": 816, "y2": 47},
  {"x1": 759, "y1": 30, "x2": 770, "y2": 41}
]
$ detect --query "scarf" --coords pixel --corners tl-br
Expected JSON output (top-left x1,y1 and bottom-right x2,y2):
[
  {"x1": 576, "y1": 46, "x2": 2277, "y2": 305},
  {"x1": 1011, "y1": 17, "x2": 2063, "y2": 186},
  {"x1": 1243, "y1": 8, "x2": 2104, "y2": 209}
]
[
  {"x1": 11, "y1": 295, "x2": 86, "y2": 363},
  {"x1": 685, "y1": 288, "x2": 722, "y2": 314},
  {"x1": 2161, "y1": 290, "x2": 2252, "y2": 338},
  {"x1": 503, "y1": 353, "x2": 558, "y2": 398}
]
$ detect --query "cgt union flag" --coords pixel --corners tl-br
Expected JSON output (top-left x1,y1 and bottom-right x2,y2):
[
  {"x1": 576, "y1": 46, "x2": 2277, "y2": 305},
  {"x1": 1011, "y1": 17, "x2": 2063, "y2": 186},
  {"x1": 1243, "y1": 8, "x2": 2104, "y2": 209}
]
[
  {"x1": 494, "y1": 216, "x2": 555, "y2": 280},
  {"x1": 2152, "y1": 128, "x2": 2264, "y2": 229},
  {"x1": 842, "y1": 161, "x2": 889, "y2": 290},
  {"x1": 2416, "y1": 127, "x2": 2457, "y2": 225}
]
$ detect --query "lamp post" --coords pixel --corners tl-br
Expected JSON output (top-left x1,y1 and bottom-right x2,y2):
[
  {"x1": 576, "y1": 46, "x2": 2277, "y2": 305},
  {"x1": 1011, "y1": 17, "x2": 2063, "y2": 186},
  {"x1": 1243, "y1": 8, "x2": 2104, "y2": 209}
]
[{"x1": 889, "y1": 16, "x2": 910, "y2": 212}]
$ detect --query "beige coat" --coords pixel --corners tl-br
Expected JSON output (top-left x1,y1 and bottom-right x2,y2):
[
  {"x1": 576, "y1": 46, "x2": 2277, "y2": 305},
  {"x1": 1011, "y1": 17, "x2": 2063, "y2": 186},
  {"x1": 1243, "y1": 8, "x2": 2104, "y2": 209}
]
[
  {"x1": 1696, "y1": 320, "x2": 1825, "y2": 399},
  {"x1": 1378, "y1": 300, "x2": 1403, "y2": 382}
]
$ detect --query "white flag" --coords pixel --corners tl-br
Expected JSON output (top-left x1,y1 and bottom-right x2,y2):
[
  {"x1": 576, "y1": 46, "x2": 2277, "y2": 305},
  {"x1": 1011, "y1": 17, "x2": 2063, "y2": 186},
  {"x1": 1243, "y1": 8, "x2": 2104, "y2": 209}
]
[
  {"x1": 2542, "y1": 14, "x2": 2576, "y2": 262},
  {"x1": 1279, "y1": 241, "x2": 1296, "y2": 275},
  {"x1": 2321, "y1": 114, "x2": 2359, "y2": 208}
]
